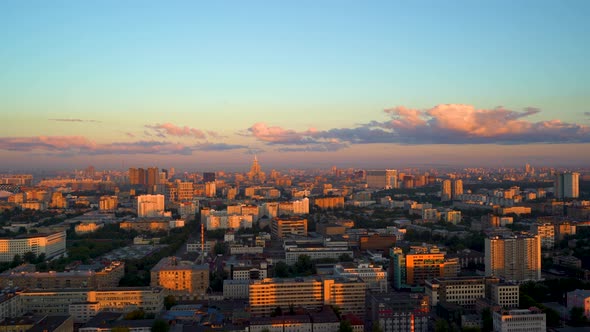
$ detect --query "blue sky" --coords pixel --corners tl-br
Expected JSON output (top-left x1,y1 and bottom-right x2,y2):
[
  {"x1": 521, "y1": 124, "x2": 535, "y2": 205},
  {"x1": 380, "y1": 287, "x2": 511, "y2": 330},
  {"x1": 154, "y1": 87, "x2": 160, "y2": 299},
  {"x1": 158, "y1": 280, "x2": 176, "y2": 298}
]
[{"x1": 1, "y1": 1, "x2": 589, "y2": 170}]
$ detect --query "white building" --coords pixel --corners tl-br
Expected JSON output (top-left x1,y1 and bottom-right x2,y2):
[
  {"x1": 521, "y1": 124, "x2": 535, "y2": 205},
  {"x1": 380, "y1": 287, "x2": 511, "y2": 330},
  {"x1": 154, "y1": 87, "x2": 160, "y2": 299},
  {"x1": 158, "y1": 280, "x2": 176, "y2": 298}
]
[
  {"x1": 137, "y1": 194, "x2": 165, "y2": 217},
  {"x1": 205, "y1": 212, "x2": 253, "y2": 230},
  {"x1": 334, "y1": 263, "x2": 388, "y2": 292},
  {"x1": 0, "y1": 231, "x2": 66, "y2": 262},
  {"x1": 223, "y1": 279, "x2": 250, "y2": 299},
  {"x1": 492, "y1": 308, "x2": 546, "y2": 332}
]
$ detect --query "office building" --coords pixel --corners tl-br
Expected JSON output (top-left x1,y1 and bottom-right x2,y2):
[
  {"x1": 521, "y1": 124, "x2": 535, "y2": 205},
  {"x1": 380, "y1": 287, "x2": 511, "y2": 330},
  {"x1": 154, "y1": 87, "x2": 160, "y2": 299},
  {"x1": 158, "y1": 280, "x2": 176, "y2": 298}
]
[
  {"x1": 249, "y1": 277, "x2": 366, "y2": 318},
  {"x1": 99, "y1": 195, "x2": 118, "y2": 211},
  {"x1": 555, "y1": 172, "x2": 580, "y2": 199},
  {"x1": 0, "y1": 231, "x2": 66, "y2": 262},
  {"x1": 391, "y1": 246, "x2": 459, "y2": 289},
  {"x1": 20, "y1": 287, "x2": 164, "y2": 319},
  {"x1": 137, "y1": 194, "x2": 165, "y2": 217},
  {"x1": 203, "y1": 172, "x2": 216, "y2": 183},
  {"x1": 150, "y1": 257, "x2": 209, "y2": 300},
  {"x1": 271, "y1": 217, "x2": 308, "y2": 238},
  {"x1": 485, "y1": 233, "x2": 541, "y2": 282},
  {"x1": 531, "y1": 223, "x2": 555, "y2": 249},
  {"x1": 0, "y1": 261, "x2": 124, "y2": 289},
  {"x1": 492, "y1": 308, "x2": 546, "y2": 332},
  {"x1": 366, "y1": 170, "x2": 397, "y2": 189},
  {"x1": 313, "y1": 196, "x2": 345, "y2": 210},
  {"x1": 369, "y1": 293, "x2": 429, "y2": 332}
]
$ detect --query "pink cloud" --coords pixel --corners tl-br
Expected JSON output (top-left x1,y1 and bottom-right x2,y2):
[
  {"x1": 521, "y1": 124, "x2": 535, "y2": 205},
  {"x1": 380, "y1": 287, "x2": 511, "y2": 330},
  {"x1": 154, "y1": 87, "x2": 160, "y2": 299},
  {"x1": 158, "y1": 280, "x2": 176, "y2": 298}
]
[
  {"x1": 145, "y1": 123, "x2": 209, "y2": 139},
  {"x1": 0, "y1": 136, "x2": 246, "y2": 155},
  {"x1": 247, "y1": 104, "x2": 590, "y2": 146}
]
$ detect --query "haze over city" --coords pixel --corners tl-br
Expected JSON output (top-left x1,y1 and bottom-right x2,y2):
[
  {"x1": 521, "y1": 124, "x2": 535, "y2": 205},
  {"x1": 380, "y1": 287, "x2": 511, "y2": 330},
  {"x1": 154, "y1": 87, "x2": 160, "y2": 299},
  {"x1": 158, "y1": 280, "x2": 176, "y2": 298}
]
[{"x1": 1, "y1": 1, "x2": 590, "y2": 170}]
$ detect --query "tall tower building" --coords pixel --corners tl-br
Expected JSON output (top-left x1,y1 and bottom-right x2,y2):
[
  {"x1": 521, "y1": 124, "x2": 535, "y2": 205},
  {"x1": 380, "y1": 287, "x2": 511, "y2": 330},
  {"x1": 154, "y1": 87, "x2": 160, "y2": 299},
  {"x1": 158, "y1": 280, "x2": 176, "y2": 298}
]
[
  {"x1": 485, "y1": 233, "x2": 541, "y2": 282},
  {"x1": 452, "y1": 179, "x2": 463, "y2": 198},
  {"x1": 441, "y1": 180, "x2": 452, "y2": 201},
  {"x1": 554, "y1": 172, "x2": 580, "y2": 199},
  {"x1": 147, "y1": 167, "x2": 160, "y2": 187},
  {"x1": 366, "y1": 169, "x2": 397, "y2": 189},
  {"x1": 129, "y1": 168, "x2": 139, "y2": 185},
  {"x1": 248, "y1": 156, "x2": 265, "y2": 182}
]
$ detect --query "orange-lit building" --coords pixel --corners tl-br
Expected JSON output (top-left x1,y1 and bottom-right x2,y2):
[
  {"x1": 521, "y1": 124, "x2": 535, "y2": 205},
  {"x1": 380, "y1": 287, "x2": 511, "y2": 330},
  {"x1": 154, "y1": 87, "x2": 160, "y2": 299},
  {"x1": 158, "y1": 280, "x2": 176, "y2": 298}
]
[
  {"x1": 150, "y1": 257, "x2": 209, "y2": 300},
  {"x1": 0, "y1": 261, "x2": 124, "y2": 289},
  {"x1": 119, "y1": 220, "x2": 169, "y2": 232},
  {"x1": 313, "y1": 197, "x2": 345, "y2": 210},
  {"x1": 249, "y1": 277, "x2": 365, "y2": 318},
  {"x1": 271, "y1": 217, "x2": 308, "y2": 238},
  {"x1": 0, "y1": 231, "x2": 66, "y2": 262},
  {"x1": 359, "y1": 234, "x2": 396, "y2": 251},
  {"x1": 391, "y1": 246, "x2": 459, "y2": 289}
]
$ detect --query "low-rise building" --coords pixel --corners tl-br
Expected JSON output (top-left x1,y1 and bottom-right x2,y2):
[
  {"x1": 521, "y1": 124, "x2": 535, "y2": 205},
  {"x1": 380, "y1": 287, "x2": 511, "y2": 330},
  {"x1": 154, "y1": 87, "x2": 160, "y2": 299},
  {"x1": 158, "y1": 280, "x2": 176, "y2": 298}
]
[
  {"x1": 492, "y1": 308, "x2": 546, "y2": 332},
  {"x1": 150, "y1": 257, "x2": 209, "y2": 300},
  {"x1": 0, "y1": 231, "x2": 66, "y2": 262}
]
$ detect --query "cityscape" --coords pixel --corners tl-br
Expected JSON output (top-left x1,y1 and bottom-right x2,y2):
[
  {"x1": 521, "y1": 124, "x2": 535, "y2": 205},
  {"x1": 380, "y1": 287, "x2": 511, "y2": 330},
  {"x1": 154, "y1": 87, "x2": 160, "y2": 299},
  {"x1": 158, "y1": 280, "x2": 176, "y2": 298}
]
[{"x1": 2, "y1": 1, "x2": 590, "y2": 332}]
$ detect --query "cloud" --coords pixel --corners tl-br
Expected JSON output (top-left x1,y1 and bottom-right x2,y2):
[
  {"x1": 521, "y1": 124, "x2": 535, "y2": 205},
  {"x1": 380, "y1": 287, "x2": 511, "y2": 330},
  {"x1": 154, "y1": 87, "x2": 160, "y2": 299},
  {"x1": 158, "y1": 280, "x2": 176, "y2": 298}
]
[
  {"x1": 247, "y1": 122, "x2": 320, "y2": 145},
  {"x1": 194, "y1": 143, "x2": 248, "y2": 151},
  {"x1": 0, "y1": 136, "x2": 246, "y2": 156},
  {"x1": 247, "y1": 104, "x2": 590, "y2": 147},
  {"x1": 125, "y1": 132, "x2": 136, "y2": 138},
  {"x1": 49, "y1": 118, "x2": 100, "y2": 123},
  {"x1": 145, "y1": 123, "x2": 209, "y2": 139}
]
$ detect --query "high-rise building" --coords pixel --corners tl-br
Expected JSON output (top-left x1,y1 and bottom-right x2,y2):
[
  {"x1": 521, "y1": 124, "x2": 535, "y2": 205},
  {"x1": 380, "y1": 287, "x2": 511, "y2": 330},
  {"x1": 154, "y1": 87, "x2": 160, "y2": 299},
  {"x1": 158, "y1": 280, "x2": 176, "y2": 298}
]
[
  {"x1": 205, "y1": 181, "x2": 216, "y2": 198},
  {"x1": 203, "y1": 172, "x2": 216, "y2": 183},
  {"x1": 485, "y1": 233, "x2": 541, "y2": 282},
  {"x1": 441, "y1": 180, "x2": 452, "y2": 201},
  {"x1": 248, "y1": 156, "x2": 266, "y2": 182},
  {"x1": 128, "y1": 168, "x2": 139, "y2": 185},
  {"x1": 137, "y1": 168, "x2": 146, "y2": 186},
  {"x1": 137, "y1": 194, "x2": 165, "y2": 217},
  {"x1": 366, "y1": 169, "x2": 397, "y2": 189},
  {"x1": 452, "y1": 179, "x2": 463, "y2": 198},
  {"x1": 147, "y1": 167, "x2": 159, "y2": 187},
  {"x1": 555, "y1": 172, "x2": 580, "y2": 199}
]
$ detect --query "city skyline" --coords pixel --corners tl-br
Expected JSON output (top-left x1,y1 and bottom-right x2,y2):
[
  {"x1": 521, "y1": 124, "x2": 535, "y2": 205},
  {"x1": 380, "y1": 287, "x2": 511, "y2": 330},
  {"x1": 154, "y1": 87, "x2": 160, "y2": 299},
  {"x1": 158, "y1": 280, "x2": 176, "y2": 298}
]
[{"x1": 1, "y1": 1, "x2": 589, "y2": 170}]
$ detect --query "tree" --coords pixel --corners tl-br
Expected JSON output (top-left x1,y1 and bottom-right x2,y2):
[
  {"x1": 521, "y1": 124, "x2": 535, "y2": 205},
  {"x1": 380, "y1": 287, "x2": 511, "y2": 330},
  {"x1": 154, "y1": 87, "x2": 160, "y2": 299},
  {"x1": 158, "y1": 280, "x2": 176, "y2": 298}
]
[
  {"x1": 152, "y1": 320, "x2": 169, "y2": 332},
  {"x1": 164, "y1": 295, "x2": 176, "y2": 310},
  {"x1": 339, "y1": 320, "x2": 353, "y2": 332},
  {"x1": 339, "y1": 254, "x2": 353, "y2": 262},
  {"x1": 274, "y1": 261, "x2": 289, "y2": 278},
  {"x1": 570, "y1": 307, "x2": 588, "y2": 326},
  {"x1": 11, "y1": 254, "x2": 22, "y2": 267},
  {"x1": 481, "y1": 308, "x2": 493, "y2": 332},
  {"x1": 214, "y1": 242, "x2": 227, "y2": 255},
  {"x1": 372, "y1": 322, "x2": 384, "y2": 332},
  {"x1": 294, "y1": 255, "x2": 314, "y2": 275},
  {"x1": 435, "y1": 319, "x2": 450, "y2": 332},
  {"x1": 271, "y1": 306, "x2": 283, "y2": 317},
  {"x1": 124, "y1": 309, "x2": 145, "y2": 320},
  {"x1": 23, "y1": 251, "x2": 36, "y2": 263}
]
